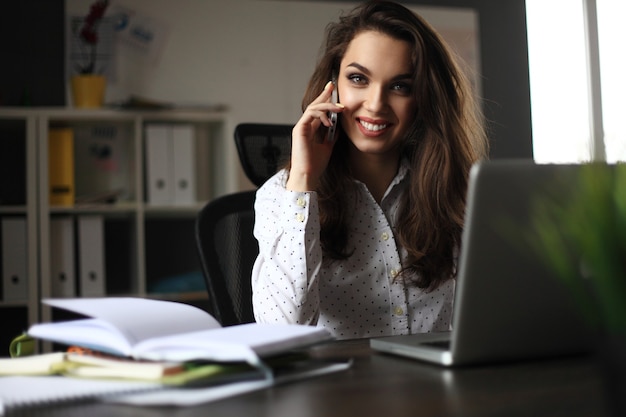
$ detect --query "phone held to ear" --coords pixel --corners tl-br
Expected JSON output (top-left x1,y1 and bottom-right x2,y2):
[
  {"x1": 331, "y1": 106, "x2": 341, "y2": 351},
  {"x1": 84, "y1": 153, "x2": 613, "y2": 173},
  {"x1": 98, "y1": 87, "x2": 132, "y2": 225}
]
[{"x1": 327, "y1": 78, "x2": 339, "y2": 142}]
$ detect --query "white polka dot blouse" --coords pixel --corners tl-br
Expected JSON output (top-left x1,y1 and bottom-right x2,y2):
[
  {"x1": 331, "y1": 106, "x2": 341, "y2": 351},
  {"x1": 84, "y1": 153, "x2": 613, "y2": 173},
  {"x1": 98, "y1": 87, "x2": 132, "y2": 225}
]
[{"x1": 251, "y1": 160, "x2": 454, "y2": 340}]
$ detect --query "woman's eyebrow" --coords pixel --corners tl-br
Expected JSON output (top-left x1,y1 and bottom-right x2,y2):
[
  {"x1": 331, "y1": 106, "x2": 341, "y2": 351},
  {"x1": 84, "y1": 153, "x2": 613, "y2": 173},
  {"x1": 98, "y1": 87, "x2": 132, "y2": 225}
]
[
  {"x1": 346, "y1": 62, "x2": 370, "y2": 74},
  {"x1": 345, "y1": 62, "x2": 413, "y2": 81}
]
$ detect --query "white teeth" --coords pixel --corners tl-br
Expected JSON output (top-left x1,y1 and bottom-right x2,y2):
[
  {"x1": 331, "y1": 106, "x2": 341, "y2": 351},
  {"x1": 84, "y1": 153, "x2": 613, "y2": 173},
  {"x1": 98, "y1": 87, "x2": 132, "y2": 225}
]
[{"x1": 359, "y1": 120, "x2": 387, "y2": 131}]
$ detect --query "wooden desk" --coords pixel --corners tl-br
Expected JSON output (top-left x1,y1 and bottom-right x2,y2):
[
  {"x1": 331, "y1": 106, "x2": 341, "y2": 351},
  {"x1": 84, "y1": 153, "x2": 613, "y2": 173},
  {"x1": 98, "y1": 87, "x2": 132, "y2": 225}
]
[{"x1": 20, "y1": 338, "x2": 610, "y2": 417}]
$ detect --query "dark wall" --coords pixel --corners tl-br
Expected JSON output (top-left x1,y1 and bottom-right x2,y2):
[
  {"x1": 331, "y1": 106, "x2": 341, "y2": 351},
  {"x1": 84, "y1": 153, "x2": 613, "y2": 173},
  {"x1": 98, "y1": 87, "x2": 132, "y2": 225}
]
[
  {"x1": 0, "y1": 1, "x2": 66, "y2": 106},
  {"x1": 404, "y1": 0, "x2": 533, "y2": 159}
]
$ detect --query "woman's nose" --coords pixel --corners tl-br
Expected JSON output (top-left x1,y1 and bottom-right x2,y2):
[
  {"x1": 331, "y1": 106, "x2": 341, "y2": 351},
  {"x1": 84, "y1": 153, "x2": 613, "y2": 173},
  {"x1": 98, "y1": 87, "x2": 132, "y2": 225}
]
[{"x1": 364, "y1": 86, "x2": 387, "y2": 113}]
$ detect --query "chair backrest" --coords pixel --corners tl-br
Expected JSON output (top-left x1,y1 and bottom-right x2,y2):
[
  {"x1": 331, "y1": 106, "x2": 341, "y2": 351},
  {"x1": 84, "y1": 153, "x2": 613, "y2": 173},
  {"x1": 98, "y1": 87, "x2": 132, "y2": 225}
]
[
  {"x1": 195, "y1": 190, "x2": 257, "y2": 326},
  {"x1": 234, "y1": 123, "x2": 293, "y2": 187},
  {"x1": 195, "y1": 123, "x2": 292, "y2": 326}
]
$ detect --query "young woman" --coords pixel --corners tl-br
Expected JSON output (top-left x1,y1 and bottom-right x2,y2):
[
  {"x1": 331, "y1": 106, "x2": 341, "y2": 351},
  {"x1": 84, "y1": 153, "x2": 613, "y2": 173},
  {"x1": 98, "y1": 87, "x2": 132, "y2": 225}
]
[{"x1": 251, "y1": 1, "x2": 489, "y2": 339}]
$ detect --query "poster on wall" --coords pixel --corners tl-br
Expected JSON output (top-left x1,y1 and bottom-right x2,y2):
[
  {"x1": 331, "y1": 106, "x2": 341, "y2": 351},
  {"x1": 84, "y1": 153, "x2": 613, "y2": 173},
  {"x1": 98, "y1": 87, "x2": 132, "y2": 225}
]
[{"x1": 107, "y1": 3, "x2": 170, "y2": 65}]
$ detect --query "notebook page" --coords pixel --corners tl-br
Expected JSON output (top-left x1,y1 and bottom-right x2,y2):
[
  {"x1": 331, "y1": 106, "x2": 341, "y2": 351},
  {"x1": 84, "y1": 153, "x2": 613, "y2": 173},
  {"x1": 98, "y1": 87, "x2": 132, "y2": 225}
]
[
  {"x1": 42, "y1": 297, "x2": 221, "y2": 345},
  {"x1": 134, "y1": 323, "x2": 333, "y2": 362}
]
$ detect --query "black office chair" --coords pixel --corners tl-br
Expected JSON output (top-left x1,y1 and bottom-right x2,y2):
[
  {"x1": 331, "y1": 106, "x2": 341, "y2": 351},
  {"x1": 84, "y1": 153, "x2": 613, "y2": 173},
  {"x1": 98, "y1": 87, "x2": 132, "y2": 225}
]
[
  {"x1": 195, "y1": 123, "x2": 292, "y2": 326},
  {"x1": 234, "y1": 123, "x2": 293, "y2": 187}
]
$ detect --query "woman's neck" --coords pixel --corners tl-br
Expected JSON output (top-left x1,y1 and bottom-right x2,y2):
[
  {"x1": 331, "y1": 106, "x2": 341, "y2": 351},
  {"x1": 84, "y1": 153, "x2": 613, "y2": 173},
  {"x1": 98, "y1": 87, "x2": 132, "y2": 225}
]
[{"x1": 348, "y1": 147, "x2": 400, "y2": 203}]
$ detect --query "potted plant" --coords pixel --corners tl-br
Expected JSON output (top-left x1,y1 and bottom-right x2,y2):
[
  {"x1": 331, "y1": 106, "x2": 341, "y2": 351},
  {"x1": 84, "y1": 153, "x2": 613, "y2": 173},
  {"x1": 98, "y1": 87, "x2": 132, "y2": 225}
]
[
  {"x1": 70, "y1": 0, "x2": 110, "y2": 108},
  {"x1": 532, "y1": 163, "x2": 626, "y2": 416}
]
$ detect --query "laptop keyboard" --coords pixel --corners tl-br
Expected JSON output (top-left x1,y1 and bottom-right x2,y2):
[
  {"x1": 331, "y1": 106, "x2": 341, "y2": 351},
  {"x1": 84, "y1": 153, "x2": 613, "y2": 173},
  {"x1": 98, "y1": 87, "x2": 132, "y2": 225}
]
[{"x1": 423, "y1": 340, "x2": 451, "y2": 349}]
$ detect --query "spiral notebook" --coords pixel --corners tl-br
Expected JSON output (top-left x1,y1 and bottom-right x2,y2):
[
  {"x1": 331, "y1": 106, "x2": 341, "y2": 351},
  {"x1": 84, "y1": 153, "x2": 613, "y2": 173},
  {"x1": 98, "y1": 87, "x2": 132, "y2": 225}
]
[{"x1": 0, "y1": 376, "x2": 159, "y2": 415}]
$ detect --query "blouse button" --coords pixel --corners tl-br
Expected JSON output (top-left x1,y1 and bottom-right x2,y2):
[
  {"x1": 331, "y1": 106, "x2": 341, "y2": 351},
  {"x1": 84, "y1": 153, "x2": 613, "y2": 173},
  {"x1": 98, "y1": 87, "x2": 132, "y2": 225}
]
[
  {"x1": 381, "y1": 232, "x2": 389, "y2": 241},
  {"x1": 390, "y1": 269, "x2": 398, "y2": 278},
  {"x1": 296, "y1": 197, "x2": 306, "y2": 207},
  {"x1": 295, "y1": 213, "x2": 305, "y2": 222},
  {"x1": 394, "y1": 306, "x2": 404, "y2": 316}
]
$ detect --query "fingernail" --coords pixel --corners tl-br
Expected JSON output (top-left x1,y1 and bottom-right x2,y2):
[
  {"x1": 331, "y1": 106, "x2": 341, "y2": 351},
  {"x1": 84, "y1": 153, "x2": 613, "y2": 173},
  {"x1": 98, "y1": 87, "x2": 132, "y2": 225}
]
[
  {"x1": 323, "y1": 81, "x2": 332, "y2": 91},
  {"x1": 335, "y1": 103, "x2": 345, "y2": 108}
]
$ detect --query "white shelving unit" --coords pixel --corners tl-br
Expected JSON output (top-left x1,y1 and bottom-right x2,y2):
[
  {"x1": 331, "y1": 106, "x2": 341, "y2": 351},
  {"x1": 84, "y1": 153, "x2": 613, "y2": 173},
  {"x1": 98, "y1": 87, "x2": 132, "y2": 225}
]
[{"x1": 0, "y1": 107, "x2": 231, "y2": 349}]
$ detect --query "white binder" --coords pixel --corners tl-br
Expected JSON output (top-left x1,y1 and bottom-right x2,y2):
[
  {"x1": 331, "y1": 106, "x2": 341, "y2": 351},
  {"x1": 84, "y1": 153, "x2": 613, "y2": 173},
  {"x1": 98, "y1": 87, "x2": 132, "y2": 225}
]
[
  {"x1": 145, "y1": 124, "x2": 172, "y2": 204},
  {"x1": 171, "y1": 124, "x2": 196, "y2": 205},
  {"x1": 1, "y1": 217, "x2": 28, "y2": 301},
  {"x1": 49, "y1": 217, "x2": 76, "y2": 298},
  {"x1": 77, "y1": 215, "x2": 106, "y2": 297}
]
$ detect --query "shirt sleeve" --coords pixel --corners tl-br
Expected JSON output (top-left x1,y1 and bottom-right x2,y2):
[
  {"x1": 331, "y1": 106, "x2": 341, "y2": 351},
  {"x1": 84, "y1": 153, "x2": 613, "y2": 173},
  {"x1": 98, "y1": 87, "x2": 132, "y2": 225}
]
[{"x1": 251, "y1": 170, "x2": 323, "y2": 325}]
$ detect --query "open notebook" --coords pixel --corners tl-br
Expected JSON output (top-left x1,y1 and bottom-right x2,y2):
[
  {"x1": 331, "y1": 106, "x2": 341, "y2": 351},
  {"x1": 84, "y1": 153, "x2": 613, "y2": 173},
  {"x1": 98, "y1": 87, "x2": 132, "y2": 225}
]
[{"x1": 370, "y1": 160, "x2": 595, "y2": 366}]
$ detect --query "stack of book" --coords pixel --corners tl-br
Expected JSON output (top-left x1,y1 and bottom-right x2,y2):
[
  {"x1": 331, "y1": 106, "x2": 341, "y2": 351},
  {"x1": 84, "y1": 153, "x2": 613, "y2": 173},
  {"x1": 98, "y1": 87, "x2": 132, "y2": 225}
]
[{"x1": 0, "y1": 297, "x2": 347, "y2": 411}]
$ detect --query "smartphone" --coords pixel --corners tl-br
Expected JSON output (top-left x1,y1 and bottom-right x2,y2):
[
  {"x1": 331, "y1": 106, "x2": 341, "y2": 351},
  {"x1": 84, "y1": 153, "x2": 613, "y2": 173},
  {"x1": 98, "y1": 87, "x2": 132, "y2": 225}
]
[{"x1": 327, "y1": 77, "x2": 339, "y2": 142}]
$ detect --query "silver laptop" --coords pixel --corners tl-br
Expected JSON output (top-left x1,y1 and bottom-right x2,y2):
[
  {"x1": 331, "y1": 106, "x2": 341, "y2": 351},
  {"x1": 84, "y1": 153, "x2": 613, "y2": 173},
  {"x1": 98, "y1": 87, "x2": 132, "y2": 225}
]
[{"x1": 370, "y1": 160, "x2": 594, "y2": 366}]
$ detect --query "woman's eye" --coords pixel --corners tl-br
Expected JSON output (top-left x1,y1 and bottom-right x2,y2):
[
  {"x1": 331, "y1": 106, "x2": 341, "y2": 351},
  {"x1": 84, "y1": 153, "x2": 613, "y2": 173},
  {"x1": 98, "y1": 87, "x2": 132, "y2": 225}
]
[
  {"x1": 392, "y1": 82, "x2": 412, "y2": 95},
  {"x1": 348, "y1": 74, "x2": 367, "y2": 85}
]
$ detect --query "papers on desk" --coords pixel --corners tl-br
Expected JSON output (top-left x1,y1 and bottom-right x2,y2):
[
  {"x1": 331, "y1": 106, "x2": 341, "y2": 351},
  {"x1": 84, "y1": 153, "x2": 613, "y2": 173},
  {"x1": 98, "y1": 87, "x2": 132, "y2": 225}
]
[
  {"x1": 0, "y1": 352, "x2": 65, "y2": 376},
  {"x1": 1, "y1": 297, "x2": 349, "y2": 414},
  {"x1": 106, "y1": 359, "x2": 352, "y2": 406},
  {"x1": 0, "y1": 360, "x2": 351, "y2": 414}
]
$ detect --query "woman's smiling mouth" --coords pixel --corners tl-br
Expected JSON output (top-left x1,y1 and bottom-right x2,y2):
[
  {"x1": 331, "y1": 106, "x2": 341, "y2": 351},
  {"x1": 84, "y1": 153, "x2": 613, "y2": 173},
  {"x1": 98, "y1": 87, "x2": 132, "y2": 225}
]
[{"x1": 359, "y1": 120, "x2": 388, "y2": 131}]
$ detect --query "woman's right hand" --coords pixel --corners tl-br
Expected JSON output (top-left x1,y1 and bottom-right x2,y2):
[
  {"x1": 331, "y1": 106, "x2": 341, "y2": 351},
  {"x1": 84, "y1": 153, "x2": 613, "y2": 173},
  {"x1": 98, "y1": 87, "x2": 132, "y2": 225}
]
[{"x1": 287, "y1": 81, "x2": 344, "y2": 192}]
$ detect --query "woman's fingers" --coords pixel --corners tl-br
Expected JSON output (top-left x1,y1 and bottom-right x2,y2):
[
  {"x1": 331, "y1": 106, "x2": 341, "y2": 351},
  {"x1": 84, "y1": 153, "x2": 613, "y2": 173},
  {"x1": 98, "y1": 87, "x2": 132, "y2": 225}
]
[
  {"x1": 287, "y1": 81, "x2": 343, "y2": 191},
  {"x1": 298, "y1": 83, "x2": 344, "y2": 131}
]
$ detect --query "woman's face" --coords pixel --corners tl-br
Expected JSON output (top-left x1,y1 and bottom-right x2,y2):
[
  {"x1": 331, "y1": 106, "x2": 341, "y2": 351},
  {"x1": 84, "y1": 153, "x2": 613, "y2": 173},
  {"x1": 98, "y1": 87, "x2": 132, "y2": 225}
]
[{"x1": 337, "y1": 30, "x2": 416, "y2": 159}]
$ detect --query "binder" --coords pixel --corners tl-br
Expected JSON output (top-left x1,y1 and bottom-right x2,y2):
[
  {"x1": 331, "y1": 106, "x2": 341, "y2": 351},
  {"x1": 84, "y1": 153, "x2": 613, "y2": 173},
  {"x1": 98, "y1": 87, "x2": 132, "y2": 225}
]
[
  {"x1": 77, "y1": 215, "x2": 106, "y2": 297},
  {"x1": 145, "y1": 124, "x2": 172, "y2": 204},
  {"x1": 49, "y1": 217, "x2": 76, "y2": 298},
  {"x1": 48, "y1": 128, "x2": 75, "y2": 206},
  {"x1": 73, "y1": 123, "x2": 132, "y2": 202},
  {"x1": 1, "y1": 217, "x2": 28, "y2": 301},
  {"x1": 171, "y1": 124, "x2": 196, "y2": 205}
]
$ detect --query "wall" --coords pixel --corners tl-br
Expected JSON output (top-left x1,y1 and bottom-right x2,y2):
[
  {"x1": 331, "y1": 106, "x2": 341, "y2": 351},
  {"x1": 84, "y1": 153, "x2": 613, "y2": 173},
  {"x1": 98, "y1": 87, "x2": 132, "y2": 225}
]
[
  {"x1": 64, "y1": 0, "x2": 531, "y2": 191},
  {"x1": 406, "y1": 0, "x2": 533, "y2": 160},
  {"x1": 65, "y1": 1, "x2": 350, "y2": 167}
]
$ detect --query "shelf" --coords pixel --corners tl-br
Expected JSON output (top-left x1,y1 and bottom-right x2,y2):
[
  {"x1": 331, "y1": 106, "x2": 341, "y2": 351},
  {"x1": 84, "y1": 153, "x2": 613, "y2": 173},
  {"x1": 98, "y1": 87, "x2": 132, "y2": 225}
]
[
  {"x1": 0, "y1": 107, "x2": 231, "y2": 351},
  {"x1": 0, "y1": 206, "x2": 28, "y2": 214},
  {"x1": 143, "y1": 204, "x2": 207, "y2": 216},
  {"x1": 49, "y1": 202, "x2": 139, "y2": 214}
]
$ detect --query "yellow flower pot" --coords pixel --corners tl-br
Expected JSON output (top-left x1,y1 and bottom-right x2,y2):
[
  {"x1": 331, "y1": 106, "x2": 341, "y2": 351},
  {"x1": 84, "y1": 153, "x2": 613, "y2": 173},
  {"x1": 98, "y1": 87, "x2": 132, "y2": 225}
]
[{"x1": 71, "y1": 75, "x2": 106, "y2": 108}]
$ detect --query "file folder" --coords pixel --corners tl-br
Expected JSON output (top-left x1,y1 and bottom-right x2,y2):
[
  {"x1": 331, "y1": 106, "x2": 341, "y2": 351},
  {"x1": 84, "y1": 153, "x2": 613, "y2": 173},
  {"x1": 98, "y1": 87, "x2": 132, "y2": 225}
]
[
  {"x1": 145, "y1": 125, "x2": 172, "y2": 204},
  {"x1": 49, "y1": 217, "x2": 76, "y2": 298},
  {"x1": 171, "y1": 125, "x2": 196, "y2": 205},
  {"x1": 77, "y1": 215, "x2": 106, "y2": 297},
  {"x1": 48, "y1": 128, "x2": 75, "y2": 207},
  {"x1": 2, "y1": 217, "x2": 28, "y2": 301}
]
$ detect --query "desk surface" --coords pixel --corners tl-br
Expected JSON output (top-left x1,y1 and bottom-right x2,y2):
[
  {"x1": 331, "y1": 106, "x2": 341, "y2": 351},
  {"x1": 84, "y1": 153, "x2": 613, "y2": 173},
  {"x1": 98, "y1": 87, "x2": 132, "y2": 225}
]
[{"x1": 19, "y1": 338, "x2": 610, "y2": 417}]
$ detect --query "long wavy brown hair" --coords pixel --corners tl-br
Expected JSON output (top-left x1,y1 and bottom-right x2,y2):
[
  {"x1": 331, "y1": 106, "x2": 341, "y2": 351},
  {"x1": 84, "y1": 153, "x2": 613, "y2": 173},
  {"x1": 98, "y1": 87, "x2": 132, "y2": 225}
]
[{"x1": 296, "y1": 1, "x2": 489, "y2": 291}]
